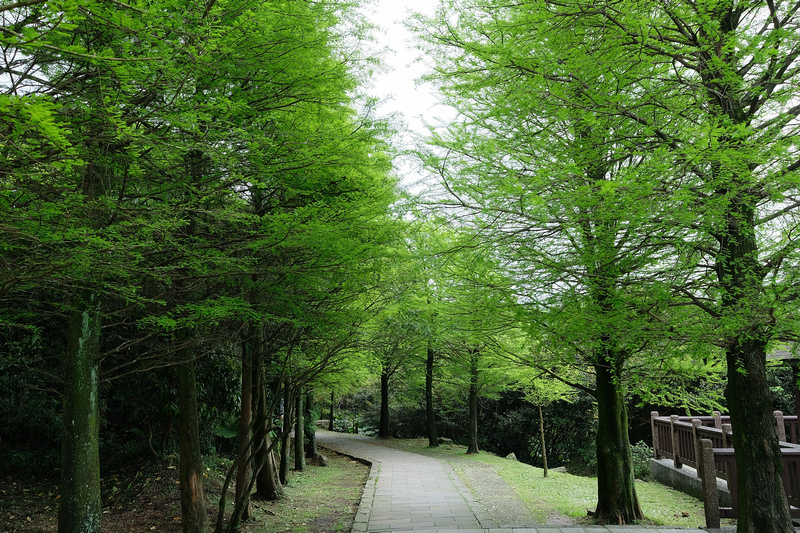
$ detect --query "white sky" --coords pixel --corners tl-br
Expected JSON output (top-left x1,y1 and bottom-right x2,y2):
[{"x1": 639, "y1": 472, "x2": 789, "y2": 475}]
[{"x1": 362, "y1": 0, "x2": 447, "y2": 190}]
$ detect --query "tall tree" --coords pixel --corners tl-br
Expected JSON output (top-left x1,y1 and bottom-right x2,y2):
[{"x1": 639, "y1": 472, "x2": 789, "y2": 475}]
[
  {"x1": 499, "y1": 0, "x2": 800, "y2": 530},
  {"x1": 425, "y1": 340, "x2": 439, "y2": 447},
  {"x1": 417, "y1": 0, "x2": 800, "y2": 528},
  {"x1": 176, "y1": 338, "x2": 210, "y2": 533},
  {"x1": 413, "y1": 0, "x2": 719, "y2": 523},
  {"x1": 367, "y1": 302, "x2": 425, "y2": 439},
  {"x1": 0, "y1": 4, "x2": 186, "y2": 530}
]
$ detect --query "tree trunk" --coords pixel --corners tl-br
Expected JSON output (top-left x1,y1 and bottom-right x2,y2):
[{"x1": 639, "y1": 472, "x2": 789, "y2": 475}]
[
  {"x1": 305, "y1": 392, "x2": 317, "y2": 459},
  {"x1": 234, "y1": 332, "x2": 253, "y2": 521},
  {"x1": 426, "y1": 342, "x2": 438, "y2": 447},
  {"x1": 466, "y1": 349, "x2": 479, "y2": 454},
  {"x1": 328, "y1": 390, "x2": 335, "y2": 431},
  {"x1": 726, "y1": 339, "x2": 791, "y2": 532},
  {"x1": 593, "y1": 354, "x2": 643, "y2": 524},
  {"x1": 294, "y1": 389, "x2": 304, "y2": 472},
  {"x1": 379, "y1": 367, "x2": 391, "y2": 439},
  {"x1": 253, "y1": 374, "x2": 282, "y2": 502},
  {"x1": 176, "y1": 350, "x2": 210, "y2": 533},
  {"x1": 279, "y1": 383, "x2": 292, "y2": 484},
  {"x1": 262, "y1": 436, "x2": 281, "y2": 497},
  {"x1": 59, "y1": 290, "x2": 102, "y2": 533},
  {"x1": 253, "y1": 347, "x2": 281, "y2": 500},
  {"x1": 539, "y1": 404, "x2": 548, "y2": 477},
  {"x1": 715, "y1": 200, "x2": 792, "y2": 532}
]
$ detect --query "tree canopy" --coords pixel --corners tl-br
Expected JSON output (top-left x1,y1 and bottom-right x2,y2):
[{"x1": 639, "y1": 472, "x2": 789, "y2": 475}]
[{"x1": 3, "y1": 0, "x2": 800, "y2": 531}]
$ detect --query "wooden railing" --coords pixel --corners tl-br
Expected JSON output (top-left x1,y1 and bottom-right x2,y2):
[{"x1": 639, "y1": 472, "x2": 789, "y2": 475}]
[
  {"x1": 651, "y1": 411, "x2": 800, "y2": 526},
  {"x1": 651, "y1": 411, "x2": 733, "y2": 476},
  {"x1": 697, "y1": 441, "x2": 800, "y2": 525}
]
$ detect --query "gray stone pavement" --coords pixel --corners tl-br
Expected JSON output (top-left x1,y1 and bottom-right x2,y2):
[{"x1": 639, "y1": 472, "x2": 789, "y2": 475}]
[{"x1": 315, "y1": 429, "x2": 733, "y2": 533}]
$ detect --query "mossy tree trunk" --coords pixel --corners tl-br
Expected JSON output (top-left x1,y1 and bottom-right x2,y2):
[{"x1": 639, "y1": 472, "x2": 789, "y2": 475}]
[
  {"x1": 716, "y1": 197, "x2": 791, "y2": 532},
  {"x1": 426, "y1": 342, "x2": 438, "y2": 447},
  {"x1": 593, "y1": 350, "x2": 643, "y2": 524},
  {"x1": 379, "y1": 368, "x2": 391, "y2": 439},
  {"x1": 466, "y1": 348, "x2": 479, "y2": 454},
  {"x1": 58, "y1": 290, "x2": 102, "y2": 533},
  {"x1": 177, "y1": 347, "x2": 210, "y2": 533},
  {"x1": 234, "y1": 331, "x2": 253, "y2": 521},
  {"x1": 294, "y1": 389, "x2": 304, "y2": 472},
  {"x1": 726, "y1": 338, "x2": 790, "y2": 531}
]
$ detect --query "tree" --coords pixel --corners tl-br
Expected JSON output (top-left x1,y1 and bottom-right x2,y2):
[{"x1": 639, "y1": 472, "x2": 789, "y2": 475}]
[
  {"x1": 466, "y1": 346, "x2": 480, "y2": 454},
  {"x1": 425, "y1": 340, "x2": 439, "y2": 447},
  {"x1": 0, "y1": 4, "x2": 188, "y2": 530},
  {"x1": 176, "y1": 339, "x2": 210, "y2": 533},
  {"x1": 294, "y1": 388, "x2": 305, "y2": 472},
  {"x1": 413, "y1": 0, "x2": 724, "y2": 523},
  {"x1": 436, "y1": 245, "x2": 519, "y2": 456},
  {"x1": 365, "y1": 283, "x2": 427, "y2": 439},
  {"x1": 516, "y1": 367, "x2": 572, "y2": 477},
  {"x1": 493, "y1": 1, "x2": 800, "y2": 530}
]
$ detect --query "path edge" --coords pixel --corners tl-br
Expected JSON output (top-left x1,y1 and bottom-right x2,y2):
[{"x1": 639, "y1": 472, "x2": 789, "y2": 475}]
[
  {"x1": 437, "y1": 459, "x2": 499, "y2": 529},
  {"x1": 318, "y1": 443, "x2": 378, "y2": 533}
]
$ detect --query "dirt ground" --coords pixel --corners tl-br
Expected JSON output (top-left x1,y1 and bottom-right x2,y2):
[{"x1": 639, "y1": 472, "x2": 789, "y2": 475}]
[{"x1": 0, "y1": 449, "x2": 367, "y2": 533}]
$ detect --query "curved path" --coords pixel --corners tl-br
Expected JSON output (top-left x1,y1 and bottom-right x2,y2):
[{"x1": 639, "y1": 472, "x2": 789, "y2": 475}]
[{"x1": 316, "y1": 429, "x2": 731, "y2": 533}]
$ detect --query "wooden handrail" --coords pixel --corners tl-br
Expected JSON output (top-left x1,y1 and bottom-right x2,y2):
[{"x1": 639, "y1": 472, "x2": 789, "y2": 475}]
[
  {"x1": 650, "y1": 410, "x2": 799, "y2": 467},
  {"x1": 650, "y1": 411, "x2": 733, "y2": 471}
]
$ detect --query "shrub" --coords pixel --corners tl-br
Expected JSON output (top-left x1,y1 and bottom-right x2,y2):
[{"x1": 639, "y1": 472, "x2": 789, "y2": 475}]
[{"x1": 630, "y1": 440, "x2": 654, "y2": 481}]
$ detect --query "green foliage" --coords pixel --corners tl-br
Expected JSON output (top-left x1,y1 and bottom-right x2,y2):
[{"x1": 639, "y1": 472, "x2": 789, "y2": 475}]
[
  {"x1": 481, "y1": 390, "x2": 598, "y2": 471},
  {"x1": 333, "y1": 389, "x2": 380, "y2": 436},
  {"x1": 0, "y1": 7, "x2": 399, "y2": 520},
  {"x1": 630, "y1": 441, "x2": 654, "y2": 481}
]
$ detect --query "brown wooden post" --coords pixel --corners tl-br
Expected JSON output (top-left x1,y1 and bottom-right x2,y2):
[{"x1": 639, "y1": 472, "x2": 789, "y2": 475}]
[
  {"x1": 651, "y1": 411, "x2": 660, "y2": 459},
  {"x1": 699, "y1": 439, "x2": 721, "y2": 528},
  {"x1": 774, "y1": 410, "x2": 786, "y2": 442},
  {"x1": 713, "y1": 410, "x2": 722, "y2": 429},
  {"x1": 792, "y1": 362, "x2": 800, "y2": 420},
  {"x1": 670, "y1": 414, "x2": 682, "y2": 468},
  {"x1": 692, "y1": 419, "x2": 703, "y2": 479},
  {"x1": 721, "y1": 423, "x2": 732, "y2": 448}
]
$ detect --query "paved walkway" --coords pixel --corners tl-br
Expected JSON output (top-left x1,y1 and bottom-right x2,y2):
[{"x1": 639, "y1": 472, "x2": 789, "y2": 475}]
[{"x1": 315, "y1": 430, "x2": 731, "y2": 533}]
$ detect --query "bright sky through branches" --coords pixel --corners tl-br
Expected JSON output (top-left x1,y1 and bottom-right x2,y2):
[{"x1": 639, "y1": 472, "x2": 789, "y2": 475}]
[{"x1": 365, "y1": 0, "x2": 445, "y2": 190}]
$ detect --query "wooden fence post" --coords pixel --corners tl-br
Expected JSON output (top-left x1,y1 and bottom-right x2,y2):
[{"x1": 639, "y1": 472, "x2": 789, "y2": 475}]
[
  {"x1": 775, "y1": 410, "x2": 786, "y2": 442},
  {"x1": 699, "y1": 439, "x2": 720, "y2": 528},
  {"x1": 651, "y1": 411, "x2": 660, "y2": 459},
  {"x1": 670, "y1": 414, "x2": 682, "y2": 468},
  {"x1": 692, "y1": 419, "x2": 702, "y2": 478}
]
